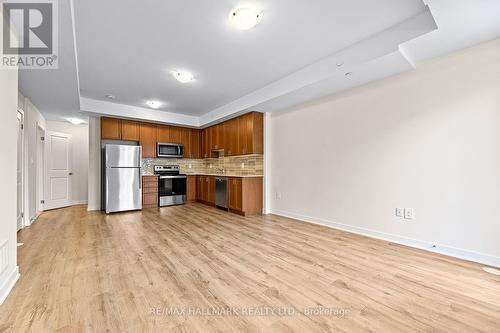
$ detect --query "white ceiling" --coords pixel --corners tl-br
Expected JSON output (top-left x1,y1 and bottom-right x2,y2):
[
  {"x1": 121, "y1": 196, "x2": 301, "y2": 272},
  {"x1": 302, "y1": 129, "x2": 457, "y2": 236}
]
[{"x1": 17, "y1": 0, "x2": 500, "y2": 126}]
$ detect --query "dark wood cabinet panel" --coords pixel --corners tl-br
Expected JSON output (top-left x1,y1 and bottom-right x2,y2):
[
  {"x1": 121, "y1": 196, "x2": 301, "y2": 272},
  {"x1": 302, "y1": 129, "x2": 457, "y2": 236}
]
[
  {"x1": 139, "y1": 123, "x2": 157, "y2": 158},
  {"x1": 142, "y1": 176, "x2": 158, "y2": 208},
  {"x1": 222, "y1": 121, "x2": 231, "y2": 156},
  {"x1": 181, "y1": 128, "x2": 191, "y2": 158},
  {"x1": 227, "y1": 177, "x2": 262, "y2": 216},
  {"x1": 228, "y1": 177, "x2": 243, "y2": 212},
  {"x1": 207, "y1": 176, "x2": 215, "y2": 204},
  {"x1": 197, "y1": 176, "x2": 204, "y2": 201},
  {"x1": 170, "y1": 127, "x2": 182, "y2": 144},
  {"x1": 102, "y1": 111, "x2": 261, "y2": 159},
  {"x1": 187, "y1": 176, "x2": 197, "y2": 202},
  {"x1": 228, "y1": 118, "x2": 239, "y2": 156},
  {"x1": 157, "y1": 125, "x2": 171, "y2": 143},
  {"x1": 101, "y1": 117, "x2": 122, "y2": 140},
  {"x1": 237, "y1": 115, "x2": 248, "y2": 155},
  {"x1": 212, "y1": 124, "x2": 222, "y2": 150},
  {"x1": 251, "y1": 112, "x2": 264, "y2": 154},
  {"x1": 121, "y1": 120, "x2": 140, "y2": 141},
  {"x1": 191, "y1": 129, "x2": 200, "y2": 159}
]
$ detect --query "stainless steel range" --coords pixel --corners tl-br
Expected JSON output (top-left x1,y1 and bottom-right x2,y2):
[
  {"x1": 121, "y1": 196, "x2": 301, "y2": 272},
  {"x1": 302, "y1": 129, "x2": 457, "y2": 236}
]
[{"x1": 154, "y1": 165, "x2": 187, "y2": 207}]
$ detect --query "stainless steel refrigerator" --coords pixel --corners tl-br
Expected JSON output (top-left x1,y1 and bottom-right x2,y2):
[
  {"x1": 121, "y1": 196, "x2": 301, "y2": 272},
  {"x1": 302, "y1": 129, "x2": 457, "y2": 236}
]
[{"x1": 104, "y1": 144, "x2": 142, "y2": 213}]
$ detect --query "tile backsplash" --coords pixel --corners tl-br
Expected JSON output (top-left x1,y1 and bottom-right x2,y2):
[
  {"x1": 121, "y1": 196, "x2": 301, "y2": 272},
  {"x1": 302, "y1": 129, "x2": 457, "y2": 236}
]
[{"x1": 142, "y1": 154, "x2": 263, "y2": 176}]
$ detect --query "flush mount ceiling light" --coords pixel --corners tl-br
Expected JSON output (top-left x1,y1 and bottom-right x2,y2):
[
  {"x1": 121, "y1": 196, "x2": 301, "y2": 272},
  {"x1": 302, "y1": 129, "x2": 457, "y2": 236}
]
[
  {"x1": 146, "y1": 100, "x2": 163, "y2": 109},
  {"x1": 67, "y1": 118, "x2": 85, "y2": 125},
  {"x1": 230, "y1": 7, "x2": 262, "y2": 30},
  {"x1": 105, "y1": 94, "x2": 116, "y2": 100},
  {"x1": 173, "y1": 71, "x2": 194, "y2": 83}
]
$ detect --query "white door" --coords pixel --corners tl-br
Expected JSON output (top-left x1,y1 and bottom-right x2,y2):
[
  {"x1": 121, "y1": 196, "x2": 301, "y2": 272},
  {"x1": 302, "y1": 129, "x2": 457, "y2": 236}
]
[
  {"x1": 17, "y1": 111, "x2": 24, "y2": 230},
  {"x1": 44, "y1": 131, "x2": 72, "y2": 210}
]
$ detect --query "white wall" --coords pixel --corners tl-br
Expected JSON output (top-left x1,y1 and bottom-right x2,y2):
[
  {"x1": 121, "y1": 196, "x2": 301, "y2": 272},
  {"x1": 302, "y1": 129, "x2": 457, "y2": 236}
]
[
  {"x1": 0, "y1": 67, "x2": 20, "y2": 303},
  {"x1": 22, "y1": 97, "x2": 46, "y2": 221},
  {"x1": 46, "y1": 121, "x2": 89, "y2": 205},
  {"x1": 87, "y1": 117, "x2": 101, "y2": 211},
  {"x1": 269, "y1": 39, "x2": 500, "y2": 267}
]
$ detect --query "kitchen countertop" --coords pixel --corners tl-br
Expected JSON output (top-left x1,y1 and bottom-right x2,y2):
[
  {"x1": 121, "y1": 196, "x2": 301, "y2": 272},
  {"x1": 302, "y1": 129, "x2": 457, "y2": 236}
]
[{"x1": 142, "y1": 173, "x2": 263, "y2": 178}]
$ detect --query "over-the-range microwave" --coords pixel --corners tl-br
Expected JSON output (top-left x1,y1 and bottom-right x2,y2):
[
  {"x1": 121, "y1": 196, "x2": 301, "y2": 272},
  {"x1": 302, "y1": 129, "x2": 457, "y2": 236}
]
[{"x1": 157, "y1": 142, "x2": 184, "y2": 158}]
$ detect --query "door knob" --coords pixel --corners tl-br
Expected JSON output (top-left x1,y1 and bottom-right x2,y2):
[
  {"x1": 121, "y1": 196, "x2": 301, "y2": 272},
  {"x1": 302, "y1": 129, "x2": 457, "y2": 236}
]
[{"x1": 69, "y1": 172, "x2": 73, "y2": 175}]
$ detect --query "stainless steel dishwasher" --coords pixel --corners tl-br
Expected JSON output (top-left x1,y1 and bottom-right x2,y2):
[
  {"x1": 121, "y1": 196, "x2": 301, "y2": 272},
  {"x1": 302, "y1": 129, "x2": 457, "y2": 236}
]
[{"x1": 215, "y1": 177, "x2": 228, "y2": 209}]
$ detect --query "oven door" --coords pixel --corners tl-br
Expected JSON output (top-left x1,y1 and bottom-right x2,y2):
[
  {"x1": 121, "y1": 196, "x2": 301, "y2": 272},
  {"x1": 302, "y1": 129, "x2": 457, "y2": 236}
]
[
  {"x1": 158, "y1": 175, "x2": 187, "y2": 206},
  {"x1": 157, "y1": 143, "x2": 184, "y2": 158}
]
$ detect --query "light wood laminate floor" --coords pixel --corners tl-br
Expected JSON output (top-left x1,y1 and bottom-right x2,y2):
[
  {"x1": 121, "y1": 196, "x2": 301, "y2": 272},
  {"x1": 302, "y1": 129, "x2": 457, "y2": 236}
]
[{"x1": 1, "y1": 204, "x2": 499, "y2": 332}]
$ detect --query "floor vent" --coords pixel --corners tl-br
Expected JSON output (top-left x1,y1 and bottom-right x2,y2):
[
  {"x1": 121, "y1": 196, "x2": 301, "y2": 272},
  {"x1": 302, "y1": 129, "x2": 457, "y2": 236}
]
[
  {"x1": 0, "y1": 240, "x2": 8, "y2": 275},
  {"x1": 482, "y1": 267, "x2": 500, "y2": 276}
]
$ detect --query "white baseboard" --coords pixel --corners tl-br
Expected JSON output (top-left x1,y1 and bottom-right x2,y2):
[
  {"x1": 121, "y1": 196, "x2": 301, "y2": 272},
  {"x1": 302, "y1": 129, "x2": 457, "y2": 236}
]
[
  {"x1": 271, "y1": 209, "x2": 500, "y2": 268},
  {"x1": 71, "y1": 200, "x2": 88, "y2": 206},
  {"x1": 87, "y1": 204, "x2": 101, "y2": 212},
  {"x1": 0, "y1": 266, "x2": 20, "y2": 305}
]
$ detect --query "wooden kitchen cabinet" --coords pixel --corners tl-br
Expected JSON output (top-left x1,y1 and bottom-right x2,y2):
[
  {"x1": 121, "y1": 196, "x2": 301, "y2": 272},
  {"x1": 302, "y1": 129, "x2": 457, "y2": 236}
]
[
  {"x1": 187, "y1": 175, "x2": 197, "y2": 203},
  {"x1": 190, "y1": 129, "x2": 201, "y2": 159},
  {"x1": 207, "y1": 176, "x2": 215, "y2": 204},
  {"x1": 157, "y1": 125, "x2": 171, "y2": 143},
  {"x1": 199, "y1": 112, "x2": 263, "y2": 157},
  {"x1": 196, "y1": 175, "x2": 215, "y2": 205},
  {"x1": 121, "y1": 120, "x2": 140, "y2": 141},
  {"x1": 101, "y1": 117, "x2": 122, "y2": 140},
  {"x1": 201, "y1": 128, "x2": 210, "y2": 158},
  {"x1": 102, "y1": 111, "x2": 262, "y2": 159},
  {"x1": 236, "y1": 112, "x2": 263, "y2": 155},
  {"x1": 197, "y1": 175, "x2": 204, "y2": 201},
  {"x1": 197, "y1": 175, "x2": 208, "y2": 203},
  {"x1": 228, "y1": 177, "x2": 263, "y2": 216},
  {"x1": 139, "y1": 123, "x2": 157, "y2": 158},
  {"x1": 142, "y1": 176, "x2": 159, "y2": 209},
  {"x1": 228, "y1": 177, "x2": 242, "y2": 211},
  {"x1": 226, "y1": 118, "x2": 239, "y2": 156}
]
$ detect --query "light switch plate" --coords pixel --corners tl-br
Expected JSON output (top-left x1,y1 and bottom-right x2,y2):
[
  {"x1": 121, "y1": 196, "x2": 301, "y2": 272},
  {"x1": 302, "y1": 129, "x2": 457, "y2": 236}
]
[
  {"x1": 404, "y1": 208, "x2": 415, "y2": 219},
  {"x1": 395, "y1": 208, "x2": 404, "y2": 217}
]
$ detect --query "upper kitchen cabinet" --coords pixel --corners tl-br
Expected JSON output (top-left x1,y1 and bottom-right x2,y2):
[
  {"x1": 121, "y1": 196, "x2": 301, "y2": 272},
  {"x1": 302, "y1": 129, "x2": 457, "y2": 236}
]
[
  {"x1": 101, "y1": 117, "x2": 122, "y2": 140},
  {"x1": 157, "y1": 125, "x2": 171, "y2": 143},
  {"x1": 184, "y1": 128, "x2": 201, "y2": 159},
  {"x1": 101, "y1": 111, "x2": 262, "y2": 158},
  {"x1": 190, "y1": 129, "x2": 201, "y2": 159},
  {"x1": 238, "y1": 112, "x2": 263, "y2": 155},
  {"x1": 140, "y1": 123, "x2": 157, "y2": 158},
  {"x1": 101, "y1": 117, "x2": 140, "y2": 141},
  {"x1": 157, "y1": 125, "x2": 184, "y2": 145},
  {"x1": 225, "y1": 117, "x2": 239, "y2": 156},
  {"x1": 121, "y1": 120, "x2": 140, "y2": 141}
]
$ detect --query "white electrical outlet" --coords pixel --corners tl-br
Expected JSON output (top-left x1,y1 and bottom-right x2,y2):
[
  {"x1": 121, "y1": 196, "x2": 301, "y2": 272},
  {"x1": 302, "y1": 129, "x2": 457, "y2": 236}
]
[
  {"x1": 188, "y1": 163, "x2": 192, "y2": 169},
  {"x1": 241, "y1": 163, "x2": 245, "y2": 169},
  {"x1": 404, "y1": 208, "x2": 415, "y2": 219},
  {"x1": 395, "y1": 208, "x2": 404, "y2": 217}
]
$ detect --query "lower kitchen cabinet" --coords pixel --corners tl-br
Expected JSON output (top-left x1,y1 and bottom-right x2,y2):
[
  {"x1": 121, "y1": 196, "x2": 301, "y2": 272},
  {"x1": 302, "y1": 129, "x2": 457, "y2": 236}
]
[
  {"x1": 228, "y1": 177, "x2": 262, "y2": 216},
  {"x1": 142, "y1": 176, "x2": 158, "y2": 208},
  {"x1": 207, "y1": 176, "x2": 215, "y2": 204},
  {"x1": 187, "y1": 176, "x2": 197, "y2": 203},
  {"x1": 193, "y1": 175, "x2": 262, "y2": 215},
  {"x1": 196, "y1": 175, "x2": 215, "y2": 204}
]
